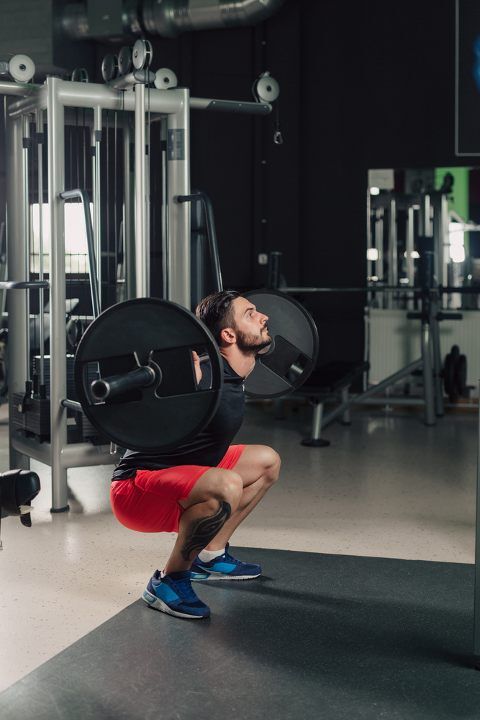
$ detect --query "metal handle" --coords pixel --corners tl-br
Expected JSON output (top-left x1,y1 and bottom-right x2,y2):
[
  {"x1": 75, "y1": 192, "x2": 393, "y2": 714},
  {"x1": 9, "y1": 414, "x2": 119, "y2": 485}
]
[
  {"x1": 59, "y1": 189, "x2": 100, "y2": 318},
  {"x1": 189, "y1": 98, "x2": 271, "y2": 115},
  {"x1": 177, "y1": 191, "x2": 223, "y2": 292},
  {"x1": 0, "y1": 280, "x2": 49, "y2": 289}
]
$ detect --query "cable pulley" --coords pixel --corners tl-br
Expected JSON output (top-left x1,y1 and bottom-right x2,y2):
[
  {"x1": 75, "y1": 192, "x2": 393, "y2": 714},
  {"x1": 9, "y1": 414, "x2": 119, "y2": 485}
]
[
  {"x1": 0, "y1": 54, "x2": 35, "y2": 83},
  {"x1": 154, "y1": 68, "x2": 178, "y2": 90},
  {"x1": 101, "y1": 54, "x2": 119, "y2": 82},
  {"x1": 118, "y1": 46, "x2": 133, "y2": 76},
  {"x1": 132, "y1": 39, "x2": 153, "y2": 71}
]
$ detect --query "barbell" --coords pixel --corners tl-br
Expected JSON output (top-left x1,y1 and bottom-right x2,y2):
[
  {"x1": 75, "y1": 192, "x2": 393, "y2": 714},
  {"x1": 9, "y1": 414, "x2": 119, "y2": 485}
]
[{"x1": 74, "y1": 290, "x2": 319, "y2": 452}]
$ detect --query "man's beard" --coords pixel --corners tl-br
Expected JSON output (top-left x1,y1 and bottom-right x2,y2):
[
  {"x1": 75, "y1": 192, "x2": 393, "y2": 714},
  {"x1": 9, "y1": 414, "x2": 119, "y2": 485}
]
[{"x1": 235, "y1": 326, "x2": 272, "y2": 355}]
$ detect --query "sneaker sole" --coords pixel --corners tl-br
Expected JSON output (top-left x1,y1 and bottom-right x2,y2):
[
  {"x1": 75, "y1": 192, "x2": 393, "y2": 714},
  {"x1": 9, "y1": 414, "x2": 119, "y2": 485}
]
[
  {"x1": 142, "y1": 589, "x2": 209, "y2": 620},
  {"x1": 191, "y1": 571, "x2": 261, "y2": 581}
]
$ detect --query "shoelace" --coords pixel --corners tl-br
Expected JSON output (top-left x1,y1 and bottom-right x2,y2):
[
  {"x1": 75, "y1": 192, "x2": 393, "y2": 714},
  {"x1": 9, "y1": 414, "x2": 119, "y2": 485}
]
[
  {"x1": 222, "y1": 551, "x2": 243, "y2": 566},
  {"x1": 171, "y1": 577, "x2": 199, "y2": 602}
]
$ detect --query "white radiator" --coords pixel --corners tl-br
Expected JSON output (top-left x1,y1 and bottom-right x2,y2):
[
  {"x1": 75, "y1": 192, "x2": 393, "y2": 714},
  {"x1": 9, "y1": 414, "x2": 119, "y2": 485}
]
[{"x1": 368, "y1": 308, "x2": 480, "y2": 390}]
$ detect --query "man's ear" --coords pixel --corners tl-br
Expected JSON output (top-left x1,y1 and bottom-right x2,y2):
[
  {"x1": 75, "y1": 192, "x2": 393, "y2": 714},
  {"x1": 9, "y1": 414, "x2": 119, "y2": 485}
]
[{"x1": 219, "y1": 326, "x2": 236, "y2": 345}]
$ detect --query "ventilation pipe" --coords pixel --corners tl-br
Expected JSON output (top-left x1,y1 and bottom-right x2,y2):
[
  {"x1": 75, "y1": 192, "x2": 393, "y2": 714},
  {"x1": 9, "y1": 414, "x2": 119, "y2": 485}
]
[{"x1": 61, "y1": 0, "x2": 286, "y2": 40}]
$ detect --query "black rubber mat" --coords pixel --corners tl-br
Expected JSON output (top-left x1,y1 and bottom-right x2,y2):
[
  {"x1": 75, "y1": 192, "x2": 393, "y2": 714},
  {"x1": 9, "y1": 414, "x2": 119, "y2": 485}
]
[{"x1": 1, "y1": 548, "x2": 479, "y2": 720}]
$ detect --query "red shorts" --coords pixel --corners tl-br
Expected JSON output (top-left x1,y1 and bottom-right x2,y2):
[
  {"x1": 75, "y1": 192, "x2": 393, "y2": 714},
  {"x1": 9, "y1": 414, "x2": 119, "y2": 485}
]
[{"x1": 110, "y1": 444, "x2": 246, "y2": 533}]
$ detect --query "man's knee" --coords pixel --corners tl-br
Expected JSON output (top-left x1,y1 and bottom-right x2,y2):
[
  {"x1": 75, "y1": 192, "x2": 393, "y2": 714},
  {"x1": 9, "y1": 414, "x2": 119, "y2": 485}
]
[{"x1": 262, "y1": 447, "x2": 281, "y2": 485}]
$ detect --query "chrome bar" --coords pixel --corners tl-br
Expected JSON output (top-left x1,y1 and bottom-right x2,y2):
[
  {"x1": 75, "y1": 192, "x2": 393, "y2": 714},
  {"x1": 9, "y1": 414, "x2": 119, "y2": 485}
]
[
  {"x1": 6, "y1": 108, "x2": 30, "y2": 470},
  {"x1": 92, "y1": 106, "x2": 102, "y2": 310},
  {"x1": 8, "y1": 84, "x2": 269, "y2": 120},
  {"x1": 0, "y1": 80, "x2": 40, "y2": 96},
  {"x1": 61, "y1": 398, "x2": 82, "y2": 411},
  {"x1": 123, "y1": 118, "x2": 135, "y2": 299},
  {"x1": 47, "y1": 77, "x2": 69, "y2": 512},
  {"x1": 22, "y1": 115, "x2": 31, "y2": 380},
  {"x1": 9, "y1": 81, "x2": 183, "y2": 118},
  {"x1": 161, "y1": 117, "x2": 169, "y2": 299},
  {"x1": 421, "y1": 320, "x2": 436, "y2": 426},
  {"x1": 387, "y1": 196, "x2": 397, "y2": 308},
  {"x1": 0, "y1": 280, "x2": 48, "y2": 289},
  {"x1": 189, "y1": 98, "x2": 271, "y2": 115},
  {"x1": 134, "y1": 82, "x2": 149, "y2": 297},
  {"x1": 36, "y1": 109, "x2": 45, "y2": 386},
  {"x1": 167, "y1": 88, "x2": 190, "y2": 308}
]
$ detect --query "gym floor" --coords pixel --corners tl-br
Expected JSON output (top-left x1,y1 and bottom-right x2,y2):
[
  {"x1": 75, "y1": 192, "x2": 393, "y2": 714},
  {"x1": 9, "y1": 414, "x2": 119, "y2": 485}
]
[{"x1": 0, "y1": 400, "x2": 477, "y2": 706}]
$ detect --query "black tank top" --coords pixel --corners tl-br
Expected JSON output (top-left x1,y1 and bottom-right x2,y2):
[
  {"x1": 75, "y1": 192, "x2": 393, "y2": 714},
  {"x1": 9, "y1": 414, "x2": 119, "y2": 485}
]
[{"x1": 112, "y1": 358, "x2": 245, "y2": 479}]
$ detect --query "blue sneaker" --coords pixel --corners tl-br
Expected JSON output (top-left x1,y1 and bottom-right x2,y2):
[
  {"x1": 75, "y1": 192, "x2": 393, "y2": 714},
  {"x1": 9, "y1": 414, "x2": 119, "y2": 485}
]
[
  {"x1": 190, "y1": 544, "x2": 262, "y2": 581},
  {"x1": 142, "y1": 570, "x2": 210, "y2": 619}
]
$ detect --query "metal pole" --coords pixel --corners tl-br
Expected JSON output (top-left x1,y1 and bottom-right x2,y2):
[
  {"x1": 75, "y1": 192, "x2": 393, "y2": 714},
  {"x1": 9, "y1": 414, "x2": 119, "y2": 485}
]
[
  {"x1": 92, "y1": 106, "x2": 102, "y2": 309},
  {"x1": 420, "y1": 193, "x2": 432, "y2": 237},
  {"x1": 134, "y1": 82, "x2": 149, "y2": 297},
  {"x1": 387, "y1": 197, "x2": 397, "y2": 308},
  {"x1": 161, "y1": 117, "x2": 169, "y2": 300},
  {"x1": 406, "y1": 205, "x2": 415, "y2": 308},
  {"x1": 47, "y1": 77, "x2": 69, "y2": 512},
  {"x1": 430, "y1": 301, "x2": 445, "y2": 417},
  {"x1": 374, "y1": 208, "x2": 383, "y2": 283},
  {"x1": 123, "y1": 117, "x2": 135, "y2": 299},
  {"x1": 167, "y1": 87, "x2": 190, "y2": 308},
  {"x1": 36, "y1": 109, "x2": 45, "y2": 387},
  {"x1": 474, "y1": 380, "x2": 480, "y2": 669},
  {"x1": 5, "y1": 107, "x2": 30, "y2": 471},
  {"x1": 22, "y1": 115, "x2": 31, "y2": 380},
  {"x1": 421, "y1": 319, "x2": 436, "y2": 426}
]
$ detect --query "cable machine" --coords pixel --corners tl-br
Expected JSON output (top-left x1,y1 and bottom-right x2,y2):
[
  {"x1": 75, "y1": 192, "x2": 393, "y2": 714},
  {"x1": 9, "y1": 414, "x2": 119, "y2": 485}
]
[{"x1": 1, "y1": 43, "x2": 279, "y2": 512}]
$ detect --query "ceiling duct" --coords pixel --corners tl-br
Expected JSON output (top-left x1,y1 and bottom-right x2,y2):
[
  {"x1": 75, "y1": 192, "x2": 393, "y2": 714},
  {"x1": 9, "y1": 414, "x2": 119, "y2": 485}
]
[{"x1": 61, "y1": 0, "x2": 286, "y2": 40}]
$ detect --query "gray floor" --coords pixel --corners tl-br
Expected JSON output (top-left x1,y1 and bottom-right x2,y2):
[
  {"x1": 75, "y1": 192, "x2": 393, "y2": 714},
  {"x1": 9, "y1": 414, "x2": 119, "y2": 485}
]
[
  {"x1": 0, "y1": 400, "x2": 478, "y2": 703},
  {"x1": 1, "y1": 549, "x2": 479, "y2": 720}
]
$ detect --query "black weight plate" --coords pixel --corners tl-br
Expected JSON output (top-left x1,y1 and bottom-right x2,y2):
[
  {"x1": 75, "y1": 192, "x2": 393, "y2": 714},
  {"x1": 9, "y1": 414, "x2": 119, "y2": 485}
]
[
  {"x1": 243, "y1": 290, "x2": 319, "y2": 398},
  {"x1": 74, "y1": 298, "x2": 223, "y2": 452}
]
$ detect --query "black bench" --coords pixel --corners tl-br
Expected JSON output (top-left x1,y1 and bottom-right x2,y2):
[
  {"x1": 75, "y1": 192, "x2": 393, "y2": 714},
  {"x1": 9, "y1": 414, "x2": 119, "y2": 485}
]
[{"x1": 295, "y1": 361, "x2": 369, "y2": 446}]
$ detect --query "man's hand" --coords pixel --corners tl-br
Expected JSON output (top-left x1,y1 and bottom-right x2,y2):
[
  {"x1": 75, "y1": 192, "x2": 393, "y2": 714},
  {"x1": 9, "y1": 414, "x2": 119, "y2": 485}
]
[{"x1": 192, "y1": 350, "x2": 202, "y2": 385}]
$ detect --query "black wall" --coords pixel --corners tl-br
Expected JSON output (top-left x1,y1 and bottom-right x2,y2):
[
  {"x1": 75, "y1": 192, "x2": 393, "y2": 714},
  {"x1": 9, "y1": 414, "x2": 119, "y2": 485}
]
[
  {"x1": 98, "y1": 0, "x2": 476, "y2": 365},
  {"x1": 3, "y1": 0, "x2": 480, "y2": 364}
]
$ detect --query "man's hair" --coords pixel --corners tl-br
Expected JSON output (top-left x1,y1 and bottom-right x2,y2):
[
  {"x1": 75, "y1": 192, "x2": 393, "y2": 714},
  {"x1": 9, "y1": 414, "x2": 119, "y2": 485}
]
[{"x1": 196, "y1": 290, "x2": 241, "y2": 344}]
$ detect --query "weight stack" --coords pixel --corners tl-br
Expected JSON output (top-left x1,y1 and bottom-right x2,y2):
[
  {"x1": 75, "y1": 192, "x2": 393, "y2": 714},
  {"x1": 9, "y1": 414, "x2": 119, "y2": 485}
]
[
  {"x1": 32, "y1": 355, "x2": 77, "y2": 399},
  {"x1": 14, "y1": 357, "x2": 106, "y2": 444},
  {"x1": 11, "y1": 394, "x2": 50, "y2": 441}
]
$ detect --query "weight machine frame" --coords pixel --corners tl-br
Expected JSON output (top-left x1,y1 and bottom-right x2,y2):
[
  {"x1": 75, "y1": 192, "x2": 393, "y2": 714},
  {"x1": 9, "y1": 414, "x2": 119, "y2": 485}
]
[{"x1": 2, "y1": 75, "x2": 270, "y2": 512}]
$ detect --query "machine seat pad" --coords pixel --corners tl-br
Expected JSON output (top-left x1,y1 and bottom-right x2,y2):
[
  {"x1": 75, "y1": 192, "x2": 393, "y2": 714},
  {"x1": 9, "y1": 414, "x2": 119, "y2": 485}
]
[{"x1": 296, "y1": 361, "x2": 369, "y2": 396}]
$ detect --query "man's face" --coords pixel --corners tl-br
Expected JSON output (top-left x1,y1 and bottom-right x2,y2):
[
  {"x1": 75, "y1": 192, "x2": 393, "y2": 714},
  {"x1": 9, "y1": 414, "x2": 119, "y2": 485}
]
[{"x1": 229, "y1": 296, "x2": 272, "y2": 354}]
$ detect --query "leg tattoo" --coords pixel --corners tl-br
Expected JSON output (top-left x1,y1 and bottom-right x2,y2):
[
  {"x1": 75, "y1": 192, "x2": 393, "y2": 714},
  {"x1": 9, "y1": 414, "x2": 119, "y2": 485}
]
[{"x1": 181, "y1": 501, "x2": 231, "y2": 561}]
